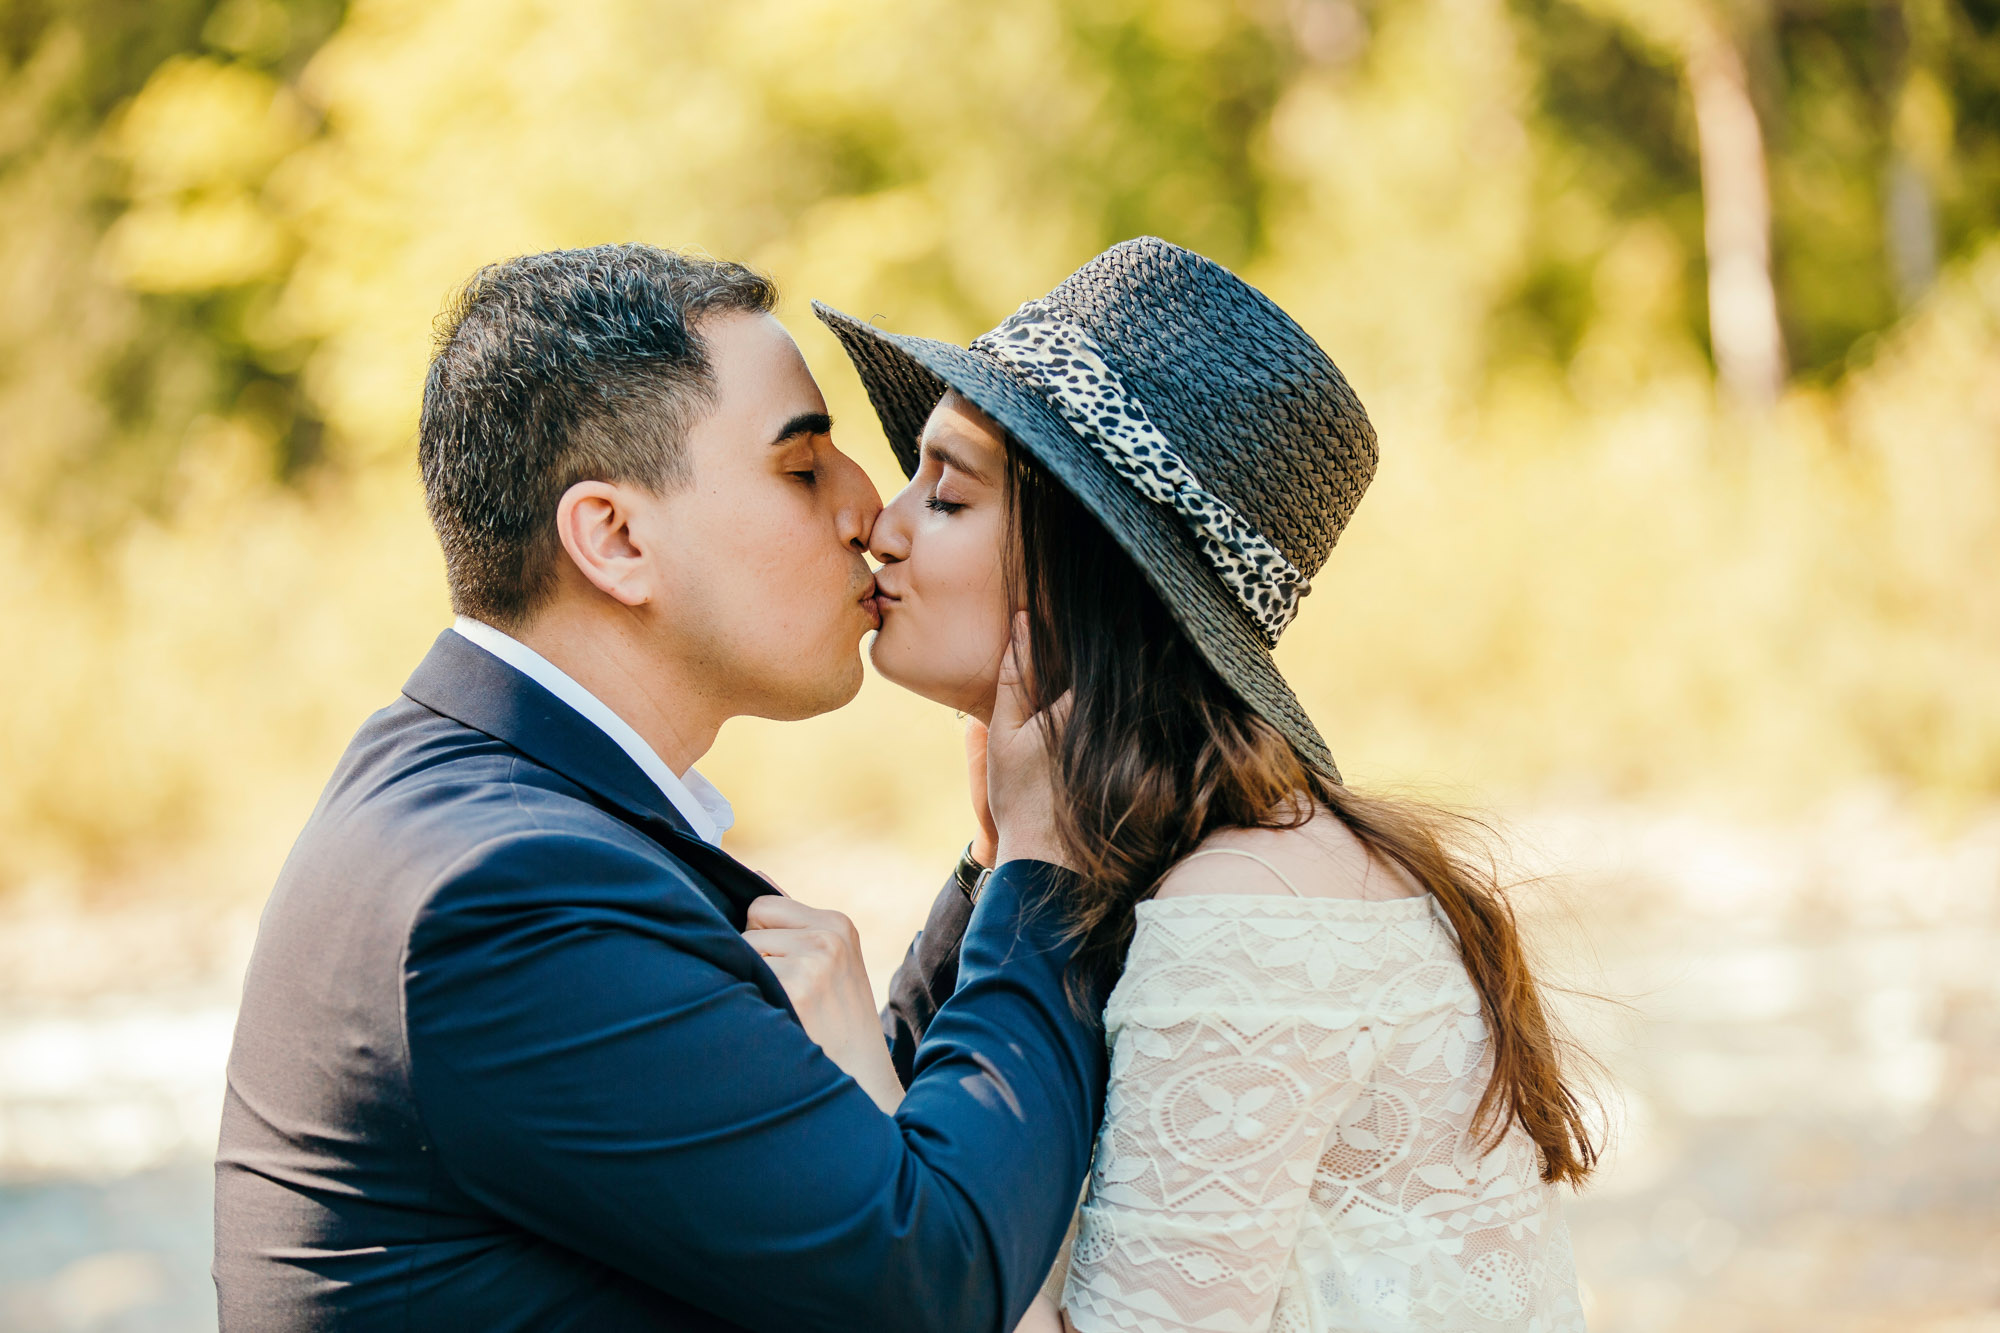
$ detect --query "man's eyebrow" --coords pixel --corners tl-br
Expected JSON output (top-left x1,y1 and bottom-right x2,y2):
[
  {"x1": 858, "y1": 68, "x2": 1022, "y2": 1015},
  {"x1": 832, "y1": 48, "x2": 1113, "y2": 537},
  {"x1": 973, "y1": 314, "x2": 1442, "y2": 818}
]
[{"x1": 770, "y1": 412, "x2": 833, "y2": 445}]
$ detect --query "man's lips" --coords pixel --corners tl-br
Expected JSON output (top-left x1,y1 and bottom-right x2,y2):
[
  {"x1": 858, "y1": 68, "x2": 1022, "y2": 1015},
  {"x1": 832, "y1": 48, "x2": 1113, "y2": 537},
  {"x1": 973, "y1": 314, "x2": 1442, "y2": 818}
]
[{"x1": 860, "y1": 577, "x2": 889, "y2": 629}]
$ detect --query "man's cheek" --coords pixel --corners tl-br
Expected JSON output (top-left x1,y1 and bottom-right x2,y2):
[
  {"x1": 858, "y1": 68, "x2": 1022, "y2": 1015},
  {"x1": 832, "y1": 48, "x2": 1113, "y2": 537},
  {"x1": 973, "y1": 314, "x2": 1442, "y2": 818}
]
[{"x1": 740, "y1": 518, "x2": 809, "y2": 581}]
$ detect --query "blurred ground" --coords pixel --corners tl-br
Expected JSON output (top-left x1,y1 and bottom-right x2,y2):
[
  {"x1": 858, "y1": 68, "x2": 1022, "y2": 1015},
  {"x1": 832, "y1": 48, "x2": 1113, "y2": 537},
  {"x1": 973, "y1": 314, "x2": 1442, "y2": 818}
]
[{"x1": 2, "y1": 796, "x2": 1995, "y2": 1332}]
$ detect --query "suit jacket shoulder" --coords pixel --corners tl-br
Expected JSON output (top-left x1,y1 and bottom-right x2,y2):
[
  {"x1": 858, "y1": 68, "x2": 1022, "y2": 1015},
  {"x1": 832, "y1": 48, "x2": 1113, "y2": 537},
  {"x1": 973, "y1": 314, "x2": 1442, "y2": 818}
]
[{"x1": 216, "y1": 631, "x2": 1107, "y2": 1333}]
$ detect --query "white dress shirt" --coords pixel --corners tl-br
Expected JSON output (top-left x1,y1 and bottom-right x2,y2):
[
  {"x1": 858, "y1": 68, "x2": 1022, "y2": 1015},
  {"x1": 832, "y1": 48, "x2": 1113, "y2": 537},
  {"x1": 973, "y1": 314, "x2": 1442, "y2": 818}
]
[{"x1": 451, "y1": 617, "x2": 734, "y2": 846}]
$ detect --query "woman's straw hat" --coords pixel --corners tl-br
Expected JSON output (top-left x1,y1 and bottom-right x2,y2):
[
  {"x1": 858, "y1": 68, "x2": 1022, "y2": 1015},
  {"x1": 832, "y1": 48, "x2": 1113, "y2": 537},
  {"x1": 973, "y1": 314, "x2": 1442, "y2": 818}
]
[{"x1": 816, "y1": 237, "x2": 1377, "y2": 779}]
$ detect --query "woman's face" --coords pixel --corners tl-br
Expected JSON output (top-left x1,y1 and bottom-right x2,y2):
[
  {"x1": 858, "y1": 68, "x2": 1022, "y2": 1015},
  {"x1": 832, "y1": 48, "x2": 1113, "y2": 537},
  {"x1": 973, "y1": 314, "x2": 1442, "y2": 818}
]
[{"x1": 866, "y1": 392, "x2": 1015, "y2": 720}]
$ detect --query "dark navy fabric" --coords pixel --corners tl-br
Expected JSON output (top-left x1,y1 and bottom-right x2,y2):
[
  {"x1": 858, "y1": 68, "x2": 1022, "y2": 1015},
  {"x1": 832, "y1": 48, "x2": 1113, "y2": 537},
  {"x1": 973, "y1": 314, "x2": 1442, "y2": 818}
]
[
  {"x1": 213, "y1": 630, "x2": 1104, "y2": 1331},
  {"x1": 880, "y1": 875, "x2": 974, "y2": 1088}
]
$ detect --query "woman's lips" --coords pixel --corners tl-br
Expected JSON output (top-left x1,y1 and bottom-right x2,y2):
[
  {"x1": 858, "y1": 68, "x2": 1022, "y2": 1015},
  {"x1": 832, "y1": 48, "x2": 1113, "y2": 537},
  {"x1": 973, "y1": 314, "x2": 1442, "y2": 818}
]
[
  {"x1": 860, "y1": 580, "x2": 891, "y2": 629},
  {"x1": 866, "y1": 588, "x2": 900, "y2": 626}
]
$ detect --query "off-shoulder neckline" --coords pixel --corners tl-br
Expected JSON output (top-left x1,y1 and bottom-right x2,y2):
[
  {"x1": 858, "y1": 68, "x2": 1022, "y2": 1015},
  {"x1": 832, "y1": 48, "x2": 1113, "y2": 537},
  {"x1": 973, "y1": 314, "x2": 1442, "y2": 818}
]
[{"x1": 1137, "y1": 893, "x2": 1437, "y2": 919}]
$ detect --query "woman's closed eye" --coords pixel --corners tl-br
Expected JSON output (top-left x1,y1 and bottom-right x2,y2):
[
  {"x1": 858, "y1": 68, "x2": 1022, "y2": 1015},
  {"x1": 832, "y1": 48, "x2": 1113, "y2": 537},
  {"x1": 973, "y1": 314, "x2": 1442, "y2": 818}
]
[{"x1": 924, "y1": 488, "x2": 965, "y2": 515}]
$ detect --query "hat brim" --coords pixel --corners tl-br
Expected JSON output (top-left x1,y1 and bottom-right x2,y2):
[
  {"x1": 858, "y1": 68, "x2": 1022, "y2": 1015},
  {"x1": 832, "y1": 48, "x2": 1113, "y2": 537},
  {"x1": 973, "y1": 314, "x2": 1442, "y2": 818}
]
[{"x1": 814, "y1": 300, "x2": 1339, "y2": 781}]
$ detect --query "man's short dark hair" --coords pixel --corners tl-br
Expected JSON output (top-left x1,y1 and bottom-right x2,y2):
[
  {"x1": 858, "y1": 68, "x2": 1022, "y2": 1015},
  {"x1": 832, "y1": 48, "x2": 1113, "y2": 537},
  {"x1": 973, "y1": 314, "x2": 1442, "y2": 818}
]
[{"x1": 419, "y1": 244, "x2": 778, "y2": 627}]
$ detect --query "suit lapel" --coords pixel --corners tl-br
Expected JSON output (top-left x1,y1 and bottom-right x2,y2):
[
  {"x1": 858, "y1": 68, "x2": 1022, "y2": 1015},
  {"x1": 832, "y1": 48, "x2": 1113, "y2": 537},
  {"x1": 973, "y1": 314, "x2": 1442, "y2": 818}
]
[{"x1": 401, "y1": 630, "x2": 771, "y2": 928}]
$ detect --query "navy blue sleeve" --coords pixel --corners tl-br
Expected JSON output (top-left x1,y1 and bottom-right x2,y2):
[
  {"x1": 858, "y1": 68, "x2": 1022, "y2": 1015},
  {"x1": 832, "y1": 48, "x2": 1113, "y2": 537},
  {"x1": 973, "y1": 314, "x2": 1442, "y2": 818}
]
[
  {"x1": 403, "y1": 828, "x2": 1101, "y2": 1333},
  {"x1": 880, "y1": 870, "x2": 974, "y2": 1088}
]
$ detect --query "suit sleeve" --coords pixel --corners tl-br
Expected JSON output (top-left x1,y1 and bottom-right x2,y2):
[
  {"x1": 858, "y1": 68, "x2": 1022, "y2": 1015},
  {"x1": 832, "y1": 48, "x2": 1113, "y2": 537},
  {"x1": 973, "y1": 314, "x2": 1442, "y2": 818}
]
[
  {"x1": 880, "y1": 867, "x2": 974, "y2": 1088},
  {"x1": 403, "y1": 829, "x2": 1102, "y2": 1333}
]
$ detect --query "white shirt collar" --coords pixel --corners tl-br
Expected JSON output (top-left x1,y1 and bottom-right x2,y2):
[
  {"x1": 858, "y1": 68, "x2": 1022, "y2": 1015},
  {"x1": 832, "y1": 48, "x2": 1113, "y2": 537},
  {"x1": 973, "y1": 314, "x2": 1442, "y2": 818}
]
[{"x1": 450, "y1": 617, "x2": 734, "y2": 846}]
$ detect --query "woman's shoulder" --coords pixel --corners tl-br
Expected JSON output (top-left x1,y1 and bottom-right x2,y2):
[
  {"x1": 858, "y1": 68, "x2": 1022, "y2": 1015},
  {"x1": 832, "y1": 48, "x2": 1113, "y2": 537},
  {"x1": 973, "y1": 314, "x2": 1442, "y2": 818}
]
[{"x1": 1151, "y1": 810, "x2": 1425, "y2": 903}]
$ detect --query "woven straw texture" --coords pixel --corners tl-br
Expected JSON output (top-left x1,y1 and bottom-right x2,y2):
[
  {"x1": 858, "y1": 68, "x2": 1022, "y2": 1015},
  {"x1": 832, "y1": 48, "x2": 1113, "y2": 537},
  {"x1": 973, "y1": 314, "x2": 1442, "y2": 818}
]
[{"x1": 814, "y1": 236, "x2": 1377, "y2": 778}]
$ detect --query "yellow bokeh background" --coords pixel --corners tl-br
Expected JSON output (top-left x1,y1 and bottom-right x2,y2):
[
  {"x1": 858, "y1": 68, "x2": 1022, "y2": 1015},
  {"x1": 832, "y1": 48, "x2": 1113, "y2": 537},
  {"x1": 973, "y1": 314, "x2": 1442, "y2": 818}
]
[
  {"x1": 2, "y1": 1, "x2": 1998, "y2": 1327},
  {"x1": 6, "y1": 0, "x2": 1997, "y2": 904}
]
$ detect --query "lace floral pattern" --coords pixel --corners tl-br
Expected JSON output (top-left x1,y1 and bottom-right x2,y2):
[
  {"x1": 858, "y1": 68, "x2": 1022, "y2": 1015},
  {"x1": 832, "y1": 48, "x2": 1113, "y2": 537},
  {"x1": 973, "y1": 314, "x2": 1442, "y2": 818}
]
[{"x1": 1060, "y1": 897, "x2": 1586, "y2": 1333}]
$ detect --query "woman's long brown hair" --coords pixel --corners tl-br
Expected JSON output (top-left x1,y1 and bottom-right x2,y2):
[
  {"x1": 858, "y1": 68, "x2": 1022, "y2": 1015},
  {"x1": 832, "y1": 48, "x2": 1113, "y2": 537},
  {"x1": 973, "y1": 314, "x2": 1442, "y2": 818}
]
[{"x1": 1006, "y1": 445, "x2": 1598, "y2": 1187}]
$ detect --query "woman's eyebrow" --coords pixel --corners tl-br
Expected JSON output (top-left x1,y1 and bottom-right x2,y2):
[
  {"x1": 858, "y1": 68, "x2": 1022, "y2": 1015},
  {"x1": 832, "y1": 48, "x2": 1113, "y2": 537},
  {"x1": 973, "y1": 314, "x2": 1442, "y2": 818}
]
[{"x1": 923, "y1": 439, "x2": 991, "y2": 485}]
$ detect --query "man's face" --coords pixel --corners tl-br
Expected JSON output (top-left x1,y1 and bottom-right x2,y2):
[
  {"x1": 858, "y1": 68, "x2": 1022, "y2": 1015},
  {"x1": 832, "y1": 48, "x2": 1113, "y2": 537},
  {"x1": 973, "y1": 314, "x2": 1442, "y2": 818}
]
[{"x1": 635, "y1": 311, "x2": 882, "y2": 720}]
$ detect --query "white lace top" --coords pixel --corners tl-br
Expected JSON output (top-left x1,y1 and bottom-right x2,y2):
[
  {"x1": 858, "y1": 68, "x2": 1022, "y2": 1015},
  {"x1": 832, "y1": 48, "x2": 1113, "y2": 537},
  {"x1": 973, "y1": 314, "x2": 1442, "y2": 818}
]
[{"x1": 1056, "y1": 856, "x2": 1586, "y2": 1333}]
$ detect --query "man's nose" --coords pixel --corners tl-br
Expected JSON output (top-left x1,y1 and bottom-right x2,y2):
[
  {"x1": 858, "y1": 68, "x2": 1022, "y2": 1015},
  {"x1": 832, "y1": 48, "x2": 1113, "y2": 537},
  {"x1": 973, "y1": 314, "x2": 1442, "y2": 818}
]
[{"x1": 833, "y1": 452, "x2": 883, "y2": 554}]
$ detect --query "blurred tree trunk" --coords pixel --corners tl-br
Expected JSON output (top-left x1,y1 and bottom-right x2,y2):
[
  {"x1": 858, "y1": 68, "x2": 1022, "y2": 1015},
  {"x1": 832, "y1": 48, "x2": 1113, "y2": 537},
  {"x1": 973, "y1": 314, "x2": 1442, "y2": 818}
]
[
  {"x1": 1887, "y1": 148, "x2": 1940, "y2": 308},
  {"x1": 1884, "y1": 3, "x2": 1941, "y2": 311},
  {"x1": 1685, "y1": 12, "x2": 1785, "y2": 407},
  {"x1": 1563, "y1": 0, "x2": 1790, "y2": 404}
]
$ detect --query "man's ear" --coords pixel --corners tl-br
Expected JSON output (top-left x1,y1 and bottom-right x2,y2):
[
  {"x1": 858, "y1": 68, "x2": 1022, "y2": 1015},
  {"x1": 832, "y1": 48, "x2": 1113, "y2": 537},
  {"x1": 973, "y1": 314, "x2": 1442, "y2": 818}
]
[{"x1": 554, "y1": 480, "x2": 652, "y2": 607}]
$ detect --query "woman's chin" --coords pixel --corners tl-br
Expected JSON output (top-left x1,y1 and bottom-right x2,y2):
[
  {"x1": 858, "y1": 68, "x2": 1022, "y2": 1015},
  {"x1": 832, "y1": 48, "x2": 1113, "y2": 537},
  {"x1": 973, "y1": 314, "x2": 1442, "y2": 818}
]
[
  {"x1": 867, "y1": 637, "x2": 993, "y2": 718},
  {"x1": 865, "y1": 635, "x2": 935, "y2": 703},
  {"x1": 863, "y1": 631, "x2": 900, "y2": 683}
]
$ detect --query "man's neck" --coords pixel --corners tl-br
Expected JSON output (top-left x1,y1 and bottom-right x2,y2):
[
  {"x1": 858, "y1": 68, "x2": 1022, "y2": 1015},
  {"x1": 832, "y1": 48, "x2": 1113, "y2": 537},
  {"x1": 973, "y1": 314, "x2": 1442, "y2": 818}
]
[{"x1": 508, "y1": 609, "x2": 724, "y2": 777}]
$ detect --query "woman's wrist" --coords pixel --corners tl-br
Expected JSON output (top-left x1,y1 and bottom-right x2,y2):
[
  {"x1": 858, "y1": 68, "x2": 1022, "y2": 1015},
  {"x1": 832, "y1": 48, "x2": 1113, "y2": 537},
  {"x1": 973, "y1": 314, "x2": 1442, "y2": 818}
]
[{"x1": 840, "y1": 1035, "x2": 906, "y2": 1114}]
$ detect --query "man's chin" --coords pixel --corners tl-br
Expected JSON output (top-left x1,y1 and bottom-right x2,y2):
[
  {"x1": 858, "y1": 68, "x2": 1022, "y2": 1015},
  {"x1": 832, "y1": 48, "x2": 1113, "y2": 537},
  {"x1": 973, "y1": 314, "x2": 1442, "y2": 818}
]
[{"x1": 748, "y1": 652, "x2": 866, "y2": 722}]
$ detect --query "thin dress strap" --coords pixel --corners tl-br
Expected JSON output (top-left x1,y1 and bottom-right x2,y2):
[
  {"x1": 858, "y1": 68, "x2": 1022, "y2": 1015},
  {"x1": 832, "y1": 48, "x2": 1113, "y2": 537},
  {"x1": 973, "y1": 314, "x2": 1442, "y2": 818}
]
[{"x1": 1178, "y1": 847, "x2": 1307, "y2": 898}]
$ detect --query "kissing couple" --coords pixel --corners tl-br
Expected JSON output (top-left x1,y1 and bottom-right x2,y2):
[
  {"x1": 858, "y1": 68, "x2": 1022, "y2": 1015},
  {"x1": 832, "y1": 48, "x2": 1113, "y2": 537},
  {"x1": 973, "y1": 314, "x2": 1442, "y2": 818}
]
[{"x1": 214, "y1": 238, "x2": 1594, "y2": 1331}]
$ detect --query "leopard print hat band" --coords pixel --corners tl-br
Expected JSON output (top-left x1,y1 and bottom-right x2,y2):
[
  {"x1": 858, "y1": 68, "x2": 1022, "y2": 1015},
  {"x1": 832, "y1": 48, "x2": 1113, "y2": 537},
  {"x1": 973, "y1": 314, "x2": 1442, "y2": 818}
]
[{"x1": 973, "y1": 301, "x2": 1309, "y2": 646}]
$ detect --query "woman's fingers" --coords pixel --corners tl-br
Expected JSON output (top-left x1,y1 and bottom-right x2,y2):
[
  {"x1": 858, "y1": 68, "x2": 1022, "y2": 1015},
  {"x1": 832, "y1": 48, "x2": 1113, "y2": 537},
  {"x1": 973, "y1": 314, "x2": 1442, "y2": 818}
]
[
  {"x1": 741, "y1": 890, "x2": 907, "y2": 1114},
  {"x1": 741, "y1": 899, "x2": 903, "y2": 1111},
  {"x1": 740, "y1": 927, "x2": 834, "y2": 959},
  {"x1": 745, "y1": 893, "x2": 854, "y2": 938},
  {"x1": 745, "y1": 893, "x2": 799, "y2": 930}
]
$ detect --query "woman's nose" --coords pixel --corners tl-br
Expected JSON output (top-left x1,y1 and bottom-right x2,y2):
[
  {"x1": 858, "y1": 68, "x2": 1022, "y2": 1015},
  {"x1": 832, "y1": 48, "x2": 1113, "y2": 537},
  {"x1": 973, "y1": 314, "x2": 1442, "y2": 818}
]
[{"x1": 868, "y1": 485, "x2": 916, "y2": 564}]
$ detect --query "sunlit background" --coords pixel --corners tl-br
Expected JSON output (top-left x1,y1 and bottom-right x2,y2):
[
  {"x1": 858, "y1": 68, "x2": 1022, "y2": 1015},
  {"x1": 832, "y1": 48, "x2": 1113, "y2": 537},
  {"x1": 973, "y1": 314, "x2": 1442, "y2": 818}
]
[{"x1": 2, "y1": 0, "x2": 1997, "y2": 1327}]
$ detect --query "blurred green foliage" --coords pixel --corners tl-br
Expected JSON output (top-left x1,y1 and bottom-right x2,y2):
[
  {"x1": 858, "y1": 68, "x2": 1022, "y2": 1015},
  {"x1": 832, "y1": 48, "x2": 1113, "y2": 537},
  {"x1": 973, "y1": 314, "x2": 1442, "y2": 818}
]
[
  {"x1": 0, "y1": 0, "x2": 341, "y2": 532},
  {"x1": 2, "y1": 0, "x2": 1998, "y2": 898}
]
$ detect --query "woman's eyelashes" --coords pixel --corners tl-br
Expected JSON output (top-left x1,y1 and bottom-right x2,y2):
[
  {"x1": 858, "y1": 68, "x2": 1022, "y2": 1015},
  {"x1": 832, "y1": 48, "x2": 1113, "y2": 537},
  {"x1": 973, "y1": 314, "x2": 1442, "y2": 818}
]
[{"x1": 924, "y1": 490, "x2": 964, "y2": 515}]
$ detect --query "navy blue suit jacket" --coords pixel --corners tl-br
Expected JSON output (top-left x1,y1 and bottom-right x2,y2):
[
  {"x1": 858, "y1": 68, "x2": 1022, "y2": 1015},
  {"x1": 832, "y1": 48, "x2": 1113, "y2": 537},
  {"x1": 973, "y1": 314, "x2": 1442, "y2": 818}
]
[{"x1": 213, "y1": 630, "x2": 1104, "y2": 1331}]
